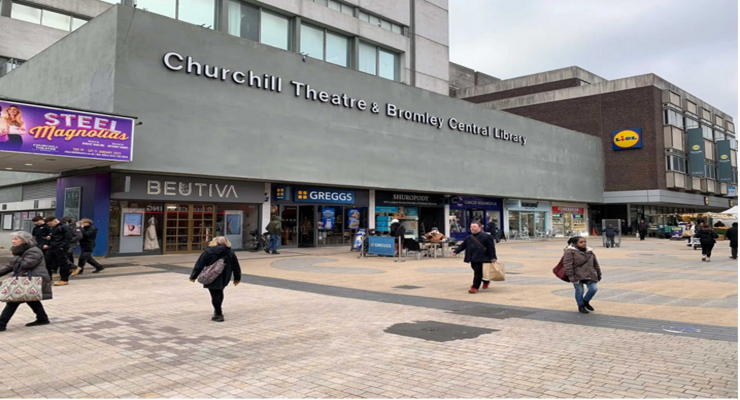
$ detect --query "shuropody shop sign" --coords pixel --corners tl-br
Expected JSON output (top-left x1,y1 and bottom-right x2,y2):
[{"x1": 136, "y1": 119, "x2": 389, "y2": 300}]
[{"x1": 162, "y1": 52, "x2": 529, "y2": 146}]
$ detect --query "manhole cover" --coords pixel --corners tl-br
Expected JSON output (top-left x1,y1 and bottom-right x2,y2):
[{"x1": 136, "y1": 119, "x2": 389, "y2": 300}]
[
  {"x1": 661, "y1": 325, "x2": 702, "y2": 334},
  {"x1": 384, "y1": 321, "x2": 498, "y2": 342},
  {"x1": 450, "y1": 306, "x2": 534, "y2": 319},
  {"x1": 393, "y1": 285, "x2": 423, "y2": 290}
]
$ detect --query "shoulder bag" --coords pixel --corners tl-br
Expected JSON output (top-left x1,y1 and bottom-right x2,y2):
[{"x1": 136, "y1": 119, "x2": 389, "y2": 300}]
[
  {"x1": 0, "y1": 260, "x2": 43, "y2": 302},
  {"x1": 197, "y1": 257, "x2": 227, "y2": 285}
]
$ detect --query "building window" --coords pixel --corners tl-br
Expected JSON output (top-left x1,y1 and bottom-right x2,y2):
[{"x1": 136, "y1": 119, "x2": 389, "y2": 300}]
[
  {"x1": 359, "y1": 42, "x2": 399, "y2": 81},
  {"x1": 715, "y1": 129, "x2": 726, "y2": 142},
  {"x1": 227, "y1": 0, "x2": 259, "y2": 41},
  {"x1": 358, "y1": 11, "x2": 403, "y2": 33},
  {"x1": 136, "y1": 0, "x2": 215, "y2": 28},
  {"x1": 299, "y1": 24, "x2": 349, "y2": 67},
  {"x1": 326, "y1": 32, "x2": 349, "y2": 67},
  {"x1": 704, "y1": 164, "x2": 717, "y2": 180},
  {"x1": 684, "y1": 117, "x2": 699, "y2": 130},
  {"x1": 666, "y1": 155, "x2": 687, "y2": 174},
  {"x1": 701, "y1": 108, "x2": 712, "y2": 121},
  {"x1": 701, "y1": 125, "x2": 713, "y2": 141},
  {"x1": 260, "y1": 10, "x2": 290, "y2": 50},
  {"x1": 664, "y1": 108, "x2": 684, "y2": 129},
  {"x1": 10, "y1": 2, "x2": 90, "y2": 32},
  {"x1": 686, "y1": 100, "x2": 698, "y2": 115},
  {"x1": 728, "y1": 122, "x2": 735, "y2": 133}
]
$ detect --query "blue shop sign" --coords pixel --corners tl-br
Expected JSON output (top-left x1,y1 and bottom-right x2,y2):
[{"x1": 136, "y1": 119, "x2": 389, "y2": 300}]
[
  {"x1": 294, "y1": 187, "x2": 355, "y2": 204},
  {"x1": 367, "y1": 236, "x2": 396, "y2": 256},
  {"x1": 450, "y1": 196, "x2": 502, "y2": 210}
]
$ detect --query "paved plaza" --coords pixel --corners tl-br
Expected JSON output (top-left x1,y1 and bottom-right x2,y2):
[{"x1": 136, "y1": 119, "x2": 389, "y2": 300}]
[{"x1": 0, "y1": 237, "x2": 736, "y2": 398}]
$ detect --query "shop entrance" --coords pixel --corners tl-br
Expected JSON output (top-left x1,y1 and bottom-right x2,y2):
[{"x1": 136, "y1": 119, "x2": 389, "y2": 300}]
[
  {"x1": 298, "y1": 205, "x2": 315, "y2": 247},
  {"x1": 280, "y1": 206, "x2": 298, "y2": 246},
  {"x1": 163, "y1": 203, "x2": 215, "y2": 253}
]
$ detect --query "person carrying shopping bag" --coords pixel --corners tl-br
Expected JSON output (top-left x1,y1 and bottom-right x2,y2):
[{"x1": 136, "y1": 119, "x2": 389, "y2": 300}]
[{"x1": 452, "y1": 221, "x2": 497, "y2": 294}]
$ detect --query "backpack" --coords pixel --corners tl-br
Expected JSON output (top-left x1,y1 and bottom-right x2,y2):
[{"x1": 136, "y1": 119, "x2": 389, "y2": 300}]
[{"x1": 197, "y1": 257, "x2": 226, "y2": 285}]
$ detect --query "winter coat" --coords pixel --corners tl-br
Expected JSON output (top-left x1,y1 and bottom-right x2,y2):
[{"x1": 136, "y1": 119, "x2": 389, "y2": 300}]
[
  {"x1": 31, "y1": 224, "x2": 50, "y2": 248},
  {"x1": 190, "y1": 245, "x2": 242, "y2": 290},
  {"x1": 69, "y1": 224, "x2": 83, "y2": 250},
  {"x1": 604, "y1": 226, "x2": 616, "y2": 238},
  {"x1": 695, "y1": 228, "x2": 718, "y2": 244},
  {"x1": 0, "y1": 246, "x2": 52, "y2": 300},
  {"x1": 638, "y1": 222, "x2": 649, "y2": 233},
  {"x1": 390, "y1": 222, "x2": 406, "y2": 239},
  {"x1": 80, "y1": 225, "x2": 98, "y2": 251},
  {"x1": 454, "y1": 232, "x2": 497, "y2": 263},
  {"x1": 266, "y1": 216, "x2": 283, "y2": 235},
  {"x1": 485, "y1": 222, "x2": 498, "y2": 235},
  {"x1": 563, "y1": 245, "x2": 602, "y2": 283},
  {"x1": 726, "y1": 226, "x2": 738, "y2": 248},
  {"x1": 49, "y1": 223, "x2": 72, "y2": 249}
]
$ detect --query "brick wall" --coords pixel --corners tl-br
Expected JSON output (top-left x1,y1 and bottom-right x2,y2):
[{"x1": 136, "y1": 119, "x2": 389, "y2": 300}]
[
  {"x1": 504, "y1": 86, "x2": 664, "y2": 192},
  {"x1": 462, "y1": 78, "x2": 582, "y2": 103}
]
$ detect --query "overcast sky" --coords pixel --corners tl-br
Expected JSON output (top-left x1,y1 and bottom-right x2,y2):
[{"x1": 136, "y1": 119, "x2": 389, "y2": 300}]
[{"x1": 449, "y1": 0, "x2": 739, "y2": 119}]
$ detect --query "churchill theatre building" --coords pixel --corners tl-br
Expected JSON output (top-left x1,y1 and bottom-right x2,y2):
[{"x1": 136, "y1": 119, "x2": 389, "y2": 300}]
[{"x1": 0, "y1": 3, "x2": 604, "y2": 255}]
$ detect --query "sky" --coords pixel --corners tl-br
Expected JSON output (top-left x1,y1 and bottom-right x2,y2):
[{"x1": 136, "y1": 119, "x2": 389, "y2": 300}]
[{"x1": 449, "y1": 0, "x2": 739, "y2": 119}]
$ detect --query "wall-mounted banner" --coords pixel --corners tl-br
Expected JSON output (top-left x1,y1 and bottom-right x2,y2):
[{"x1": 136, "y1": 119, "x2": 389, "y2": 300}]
[
  {"x1": 375, "y1": 191, "x2": 444, "y2": 206},
  {"x1": 293, "y1": 187, "x2": 355, "y2": 204},
  {"x1": 0, "y1": 100, "x2": 134, "y2": 161},
  {"x1": 450, "y1": 196, "x2": 502, "y2": 210},
  {"x1": 716, "y1": 140, "x2": 734, "y2": 183},
  {"x1": 367, "y1": 236, "x2": 395, "y2": 256},
  {"x1": 611, "y1": 128, "x2": 643, "y2": 151},
  {"x1": 687, "y1": 128, "x2": 705, "y2": 177}
]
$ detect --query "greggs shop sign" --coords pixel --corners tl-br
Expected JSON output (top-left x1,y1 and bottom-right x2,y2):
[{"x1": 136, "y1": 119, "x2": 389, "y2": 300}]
[
  {"x1": 611, "y1": 128, "x2": 643, "y2": 151},
  {"x1": 293, "y1": 187, "x2": 355, "y2": 204}
]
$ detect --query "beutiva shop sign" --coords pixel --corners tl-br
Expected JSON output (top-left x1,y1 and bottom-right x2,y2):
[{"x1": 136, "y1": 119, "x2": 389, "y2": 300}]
[
  {"x1": 611, "y1": 128, "x2": 642, "y2": 150},
  {"x1": 293, "y1": 187, "x2": 355, "y2": 204},
  {"x1": 0, "y1": 100, "x2": 134, "y2": 161},
  {"x1": 162, "y1": 52, "x2": 528, "y2": 146}
]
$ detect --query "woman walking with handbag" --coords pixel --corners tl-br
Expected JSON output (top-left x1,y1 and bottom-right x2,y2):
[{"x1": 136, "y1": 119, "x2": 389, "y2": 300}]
[
  {"x1": 696, "y1": 223, "x2": 719, "y2": 262},
  {"x1": 563, "y1": 236, "x2": 602, "y2": 314},
  {"x1": 190, "y1": 236, "x2": 241, "y2": 322},
  {"x1": 0, "y1": 231, "x2": 52, "y2": 331},
  {"x1": 452, "y1": 221, "x2": 497, "y2": 294}
]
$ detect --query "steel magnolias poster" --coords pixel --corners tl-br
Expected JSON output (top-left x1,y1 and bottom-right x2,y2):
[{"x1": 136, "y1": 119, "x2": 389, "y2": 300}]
[{"x1": 0, "y1": 100, "x2": 134, "y2": 161}]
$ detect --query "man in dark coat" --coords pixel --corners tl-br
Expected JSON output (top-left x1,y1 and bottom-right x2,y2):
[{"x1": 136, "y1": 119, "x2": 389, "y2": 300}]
[
  {"x1": 62, "y1": 217, "x2": 83, "y2": 266},
  {"x1": 389, "y1": 219, "x2": 406, "y2": 256},
  {"x1": 638, "y1": 220, "x2": 649, "y2": 241},
  {"x1": 726, "y1": 222, "x2": 738, "y2": 260},
  {"x1": 74, "y1": 218, "x2": 105, "y2": 275},
  {"x1": 485, "y1": 220, "x2": 502, "y2": 243},
  {"x1": 604, "y1": 224, "x2": 617, "y2": 248},
  {"x1": 31, "y1": 216, "x2": 53, "y2": 275},
  {"x1": 44, "y1": 217, "x2": 75, "y2": 286},
  {"x1": 452, "y1": 221, "x2": 498, "y2": 293}
]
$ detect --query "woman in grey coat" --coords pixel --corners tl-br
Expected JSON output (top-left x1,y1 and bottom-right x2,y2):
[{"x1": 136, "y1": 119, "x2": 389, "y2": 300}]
[
  {"x1": 0, "y1": 231, "x2": 52, "y2": 331},
  {"x1": 563, "y1": 236, "x2": 602, "y2": 314}
]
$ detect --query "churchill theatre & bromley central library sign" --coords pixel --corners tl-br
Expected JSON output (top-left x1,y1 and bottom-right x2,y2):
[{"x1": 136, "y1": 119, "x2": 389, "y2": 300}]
[{"x1": 162, "y1": 52, "x2": 529, "y2": 146}]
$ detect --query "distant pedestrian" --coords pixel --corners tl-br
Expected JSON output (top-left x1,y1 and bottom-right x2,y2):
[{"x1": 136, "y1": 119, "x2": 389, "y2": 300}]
[
  {"x1": 563, "y1": 236, "x2": 601, "y2": 314},
  {"x1": 45, "y1": 217, "x2": 75, "y2": 286},
  {"x1": 189, "y1": 237, "x2": 241, "y2": 322},
  {"x1": 452, "y1": 221, "x2": 497, "y2": 294},
  {"x1": 726, "y1": 222, "x2": 738, "y2": 260},
  {"x1": 695, "y1": 223, "x2": 718, "y2": 262},
  {"x1": 31, "y1": 216, "x2": 53, "y2": 276},
  {"x1": 389, "y1": 219, "x2": 406, "y2": 255},
  {"x1": 638, "y1": 220, "x2": 649, "y2": 241},
  {"x1": 74, "y1": 219, "x2": 105, "y2": 275},
  {"x1": 485, "y1": 220, "x2": 502, "y2": 243},
  {"x1": 265, "y1": 214, "x2": 283, "y2": 255},
  {"x1": 0, "y1": 231, "x2": 52, "y2": 331},
  {"x1": 685, "y1": 221, "x2": 696, "y2": 247},
  {"x1": 604, "y1": 224, "x2": 616, "y2": 248},
  {"x1": 62, "y1": 217, "x2": 83, "y2": 266}
]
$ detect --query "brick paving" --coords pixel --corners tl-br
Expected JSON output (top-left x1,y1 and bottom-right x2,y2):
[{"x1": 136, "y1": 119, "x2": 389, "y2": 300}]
[{"x1": 0, "y1": 237, "x2": 736, "y2": 398}]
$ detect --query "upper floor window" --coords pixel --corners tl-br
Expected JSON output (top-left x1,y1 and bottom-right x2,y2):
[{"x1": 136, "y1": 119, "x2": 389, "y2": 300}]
[
  {"x1": 684, "y1": 116, "x2": 699, "y2": 130},
  {"x1": 359, "y1": 42, "x2": 399, "y2": 81},
  {"x1": 358, "y1": 11, "x2": 403, "y2": 33},
  {"x1": 701, "y1": 125, "x2": 713, "y2": 141},
  {"x1": 300, "y1": 24, "x2": 349, "y2": 67},
  {"x1": 227, "y1": 1, "x2": 290, "y2": 51},
  {"x1": 666, "y1": 155, "x2": 687, "y2": 174},
  {"x1": 714, "y1": 129, "x2": 726, "y2": 142},
  {"x1": 664, "y1": 108, "x2": 684, "y2": 129},
  {"x1": 135, "y1": 0, "x2": 215, "y2": 28},
  {"x1": 11, "y1": 2, "x2": 89, "y2": 32}
]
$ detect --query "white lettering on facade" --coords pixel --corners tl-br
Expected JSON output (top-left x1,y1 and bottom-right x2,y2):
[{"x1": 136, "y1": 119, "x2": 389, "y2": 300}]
[{"x1": 145, "y1": 180, "x2": 238, "y2": 199}]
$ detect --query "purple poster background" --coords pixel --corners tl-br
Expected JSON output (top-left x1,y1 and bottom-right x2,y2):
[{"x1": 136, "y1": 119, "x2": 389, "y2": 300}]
[{"x1": 0, "y1": 100, "x2": 134, "y2": 161}]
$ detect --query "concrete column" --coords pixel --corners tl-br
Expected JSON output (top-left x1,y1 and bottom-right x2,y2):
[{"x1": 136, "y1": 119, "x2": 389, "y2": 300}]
[
  {"x1": 443, "y1": 204, "x2": 450, "y2": 236},
  {"x1": 217, "y1": 0, "x2": 228, "y2": 33},
  {"x1": 262, "y1": 182, "x2": 272, "y2": 232},
  {"x1": 293, "y1": 16, "x2": 301, "y2": 54},
  {"x1": 626, "y1": 203, "x2": 632, "y2": 227},
  {"x1": 368, "y1": 190, "x2": 375, "y2": 229}
]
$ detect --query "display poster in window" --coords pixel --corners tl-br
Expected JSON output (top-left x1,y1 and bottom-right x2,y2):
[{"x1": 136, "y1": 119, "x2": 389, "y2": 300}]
[
  {"x1": 2, "y1": 214, "x2": 12, "y2": 230},
  {"x1": 123, "y1": 213, "x2": 143, "y2": 237},
  {"x1": 226, "y1": 214, "x2": 242, "y2": 235},
  {"x1": 321, "y1": 208, "x2": 336, "y2": 231},
  {"x1": 0, "y1": 100, "x2": 134, "y2": 161},
  {"x1": 348, "y1": 209, "x2": 360, "y2": 229},
  {"x1": 63, "y1": 187, "x2": 82, "y2": 222},
  {"x1": 12, "y1": 212, "x2": 21, "y2": 230},
  {"x1": 352, "y1": 228, "x2": 365, "y2": 250}
]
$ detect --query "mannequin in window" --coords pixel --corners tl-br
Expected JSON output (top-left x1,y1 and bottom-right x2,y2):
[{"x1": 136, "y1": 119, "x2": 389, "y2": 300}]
[{"x1": 144, "y1": 216, "x2": 160, "y2": 251}]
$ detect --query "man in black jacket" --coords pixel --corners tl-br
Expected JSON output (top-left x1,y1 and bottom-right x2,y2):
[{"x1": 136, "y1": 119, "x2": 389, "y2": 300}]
[
  {"x1": 726, "y1": 222, "x2": 738, "y2": 260},
  {"x1": 452, "y1": 221, "x2": 498, "y2": 293},
  {"x1": 74, "y1": 218, "x2": 105, "y2": 274},
  {"x1": 44, "y1": 216, "x2": 75, "y2": 286},
  {"x1": 31, "y1": 216, "x2": 54, "y2": 274},
  {"x1": 62, "y1": 217, "x2": 83, "y2": 267}
]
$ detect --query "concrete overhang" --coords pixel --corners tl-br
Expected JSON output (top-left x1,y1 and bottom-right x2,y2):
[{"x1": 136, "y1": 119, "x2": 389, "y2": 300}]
[{"x1": 0, "y1": 151, "x2": 125, "y2": 173}]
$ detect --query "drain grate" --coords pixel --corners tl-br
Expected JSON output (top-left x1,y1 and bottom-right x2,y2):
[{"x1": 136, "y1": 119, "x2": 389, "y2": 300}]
[
  {"x1": 384, "y1": 320, "x2": 498, "y2": 342},
  {"x1": 449, "y1": 306, "x2": 534, "y2": 320},
  {"x1": 393, "y1": 285, "x2": 423, "y2": 290}
]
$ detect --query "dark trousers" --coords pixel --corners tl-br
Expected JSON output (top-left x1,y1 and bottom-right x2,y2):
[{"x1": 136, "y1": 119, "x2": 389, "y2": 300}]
[
  {"x1": 39, "y1": 247, "x2": 55, "y2": 275},
  {"x1": 50, "y1": 247, "x2": 74, "y2": 281},
  {"x1": 700, "y1": 242, "x2": 715, "y2": 258},
  {"x1": 732, "y1": 247, "x2": 738, "y2": 258},
  {"x1": 470, "y1": 262, "x2": 490, "y2": 289},
  {"x1": 67, "y1": 250, "x2": 74, "y2": 265},
  {"x1": 209, "y1": 289, "x2": 224, "y2": 316},
  {"x1": 639, "y1": 230, "x2": 647, "y2": 240},
  {"x1": 606, "y1": 236, "x2": 615, "y2": 246},
  {"x1": 0, "y1": 301, "x2": 48, "y2": 327},
  {"x1": 78, "y1": 250, "x2": 102, "y2": 270}
]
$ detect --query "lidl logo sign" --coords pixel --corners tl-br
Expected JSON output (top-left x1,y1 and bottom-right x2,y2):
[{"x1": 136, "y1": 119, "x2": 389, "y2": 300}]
[
  {"x1": 692, "y1": 144, "x2": 701, "y2": 151},
  {"x1": 704, "y1": 196, "x2": 710, "y2": 206},
  {"x1": 611, "y1": 128, "x2": 643, "y2": 150}
]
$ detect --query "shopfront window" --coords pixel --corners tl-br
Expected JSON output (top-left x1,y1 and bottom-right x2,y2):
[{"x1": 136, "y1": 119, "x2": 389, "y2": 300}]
[
  {"x1": 552, "y1": 207, "x2": 586, "y2": 237},
  {"x1": 508, "y1": 211, "x2": 546, "y2": 238},
  {"x1": 109, "y1": 201, "x2": 165, "y2": 255}
]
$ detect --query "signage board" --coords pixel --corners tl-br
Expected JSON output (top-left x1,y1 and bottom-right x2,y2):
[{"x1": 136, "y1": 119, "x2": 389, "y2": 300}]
[
  {"x1": 293, "y1": 187, "x2": 355, "y2": 204},
  {"x1": 375, "y1": 191, "x2": 444, "y2": 206},
  {"x1": 687, "y1": 128, "x2": 705, "y2": 177},
  {"x1": 367, "y1": 236, "x2": 395, "y2": 256},
  {"x1": 716, "y1": 140, "x2": 733, "y2": 183},
  {"x1": 111, "y1": 174, "x2": 264, "y2": 203},
  {"x1": 450, "y1": 196, "x2": 502, "y2": 210},
  {"x1": 611, "y1": 128, "x2": 643, "y2": 151},
  {"x1": 0, "y1": 100, "x2": 134, "y2": 161}
]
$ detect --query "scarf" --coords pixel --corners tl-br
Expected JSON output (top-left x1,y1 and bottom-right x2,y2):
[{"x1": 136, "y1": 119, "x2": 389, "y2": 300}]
[{"x1": 11, "y1": 243, "x2": 30, "y2": 256}]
